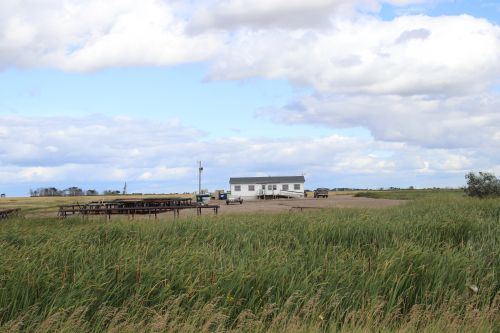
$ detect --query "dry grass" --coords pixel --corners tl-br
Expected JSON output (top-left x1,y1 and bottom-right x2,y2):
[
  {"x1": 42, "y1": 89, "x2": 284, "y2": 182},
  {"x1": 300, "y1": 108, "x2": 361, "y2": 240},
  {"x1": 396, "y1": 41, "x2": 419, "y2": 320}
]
[
  {"x1": 0, "y1": 192, "x2": 498, "y2": 332},
  {"x1": 0, "y1": 193, "x2": 193, "y2": 217}
]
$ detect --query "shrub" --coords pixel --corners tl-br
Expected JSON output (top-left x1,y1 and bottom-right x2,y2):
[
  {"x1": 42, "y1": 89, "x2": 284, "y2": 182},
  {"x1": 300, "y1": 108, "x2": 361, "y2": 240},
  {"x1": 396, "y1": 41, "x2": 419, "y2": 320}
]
[{"x1": 464, "y1": 171, "x2": 500, "y2": 198}]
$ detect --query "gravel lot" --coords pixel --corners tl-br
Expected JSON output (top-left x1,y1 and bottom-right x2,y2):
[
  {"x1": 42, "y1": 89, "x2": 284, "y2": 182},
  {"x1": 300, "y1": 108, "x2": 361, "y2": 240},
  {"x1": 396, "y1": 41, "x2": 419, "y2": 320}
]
[
  {"x1": 211, "y1": 195, "x2": 403, "y2": 215},
  {"x1": 6, "y1": 194, "x2": 403, "y2": 219}
]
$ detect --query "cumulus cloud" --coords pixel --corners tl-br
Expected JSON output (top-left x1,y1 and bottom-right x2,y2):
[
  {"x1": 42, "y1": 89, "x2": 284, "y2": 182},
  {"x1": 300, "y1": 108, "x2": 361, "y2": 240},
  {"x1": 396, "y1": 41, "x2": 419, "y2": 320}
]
[
  {"x1": 0, "y1": 115, "x2": 497, "y2": 192},
  {"x1": 263, "y1": 92, "x2": 500, "y2": 149},
  {"x1": 211, "y1": 15, "x2": 500, "y2": 97},
  {"x1": 0, "y1": 0, "x2": 454, "y2": 72},
  {"x1": 208, "y1": 13, "x2": 500, "y2": 151},
  {"x1": 0, "y1": 115, "x2": 203, "y2": 167},
  {"x1": 0, "y1": 0, "x2": 222, "y2": 71},
  {"x1": 189, "y1": 0, "x2": 440, "y2": 30},
  {"x1": 2, "y1": 1, "x2": 498, "y2": 99},
  {"x1": 190, "y1": 0, "x2": 351, "y2": 30}
]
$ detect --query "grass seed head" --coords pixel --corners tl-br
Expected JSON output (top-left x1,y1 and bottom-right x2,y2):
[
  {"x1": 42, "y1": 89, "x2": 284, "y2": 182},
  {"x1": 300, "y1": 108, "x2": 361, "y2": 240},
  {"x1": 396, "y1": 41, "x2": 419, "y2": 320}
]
[{"x1": 467, "y1": 284, "x2": 479, "y2": 295}]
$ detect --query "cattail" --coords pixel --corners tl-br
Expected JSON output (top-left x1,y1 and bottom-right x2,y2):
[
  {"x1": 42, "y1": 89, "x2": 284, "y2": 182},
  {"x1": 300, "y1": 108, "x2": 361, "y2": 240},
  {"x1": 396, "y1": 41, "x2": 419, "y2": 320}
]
[
  {"x1": 61, "y1": 265, "x2": 68, "y2": 285},
  {"x1": 135, "y1": 267, "x2": 141, "y2": 284},
  {"x1": 115, "y1": 265, "x2": 120, "y2": 282}
]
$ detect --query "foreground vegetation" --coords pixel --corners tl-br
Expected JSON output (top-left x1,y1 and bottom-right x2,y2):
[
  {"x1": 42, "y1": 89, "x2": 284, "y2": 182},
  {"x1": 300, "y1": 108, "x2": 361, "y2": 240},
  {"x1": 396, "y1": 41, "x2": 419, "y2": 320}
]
[
  {"x1": 0, "y1": 194, "x2": 499, "y2": 332},
  {"x1": 353, "y1": 189, "x2": 463, "y2": 200}
]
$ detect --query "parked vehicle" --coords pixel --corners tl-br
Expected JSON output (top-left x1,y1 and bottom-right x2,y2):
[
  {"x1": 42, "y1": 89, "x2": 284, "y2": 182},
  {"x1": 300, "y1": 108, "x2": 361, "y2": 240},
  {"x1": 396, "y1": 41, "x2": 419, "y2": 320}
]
[
  {"x1": 313, "y1": 188, "x2": 329, "y2": 198},
  {"x1": 211, "y1": 190, "x2": 225, "y2": 200},
  {"x1": 226, "y1": 197, "x2": 243, "y2": 205},
  {"x1": 196, "y1": 194, "x2": 211, "y2": 205}
]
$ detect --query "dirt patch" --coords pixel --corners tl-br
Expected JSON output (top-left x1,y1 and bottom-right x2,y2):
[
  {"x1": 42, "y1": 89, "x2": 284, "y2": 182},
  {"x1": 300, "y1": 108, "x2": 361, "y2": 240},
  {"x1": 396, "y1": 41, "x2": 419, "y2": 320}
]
[
  {"x1": 146, "y1": 195, "x2": 403, "y2": 219},
  {"x1": 212, "y1": 195, "x2": 403, "y2": 215},
  {"x1": 13, "y1": 195, "x2": 403, "y2": 220}
]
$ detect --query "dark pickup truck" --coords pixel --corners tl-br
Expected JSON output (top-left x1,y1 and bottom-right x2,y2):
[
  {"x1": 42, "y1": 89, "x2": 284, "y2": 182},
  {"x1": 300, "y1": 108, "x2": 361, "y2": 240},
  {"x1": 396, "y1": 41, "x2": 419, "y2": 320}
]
[{"x1": 313, "y1": 188, "x2": 329, "y2": 198}]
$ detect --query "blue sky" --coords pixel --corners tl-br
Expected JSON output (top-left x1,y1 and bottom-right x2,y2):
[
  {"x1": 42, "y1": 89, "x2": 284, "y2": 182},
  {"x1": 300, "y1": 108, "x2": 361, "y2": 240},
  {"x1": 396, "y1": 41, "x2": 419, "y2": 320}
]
[
  {"x1": 1, "y1": 0, "x2": 500, "y2": 196},
  {"x1": 380, "y1": 0, "x2": 500, "y2": 22}
]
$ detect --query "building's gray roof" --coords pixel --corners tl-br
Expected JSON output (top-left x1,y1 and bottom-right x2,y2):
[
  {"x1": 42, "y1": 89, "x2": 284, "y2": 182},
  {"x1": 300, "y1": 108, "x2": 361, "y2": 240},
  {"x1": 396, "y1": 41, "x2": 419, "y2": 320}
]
[{"x1": 229, "y1": 176, "x2": 305, "y2": 184}]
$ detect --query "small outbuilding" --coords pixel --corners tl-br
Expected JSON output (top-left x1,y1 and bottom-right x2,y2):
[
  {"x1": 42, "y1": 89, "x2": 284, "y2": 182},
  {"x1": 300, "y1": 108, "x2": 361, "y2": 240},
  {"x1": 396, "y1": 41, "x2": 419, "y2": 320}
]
[{"x1": 229, "y1": 176, "x2": 305, "y2": 200}]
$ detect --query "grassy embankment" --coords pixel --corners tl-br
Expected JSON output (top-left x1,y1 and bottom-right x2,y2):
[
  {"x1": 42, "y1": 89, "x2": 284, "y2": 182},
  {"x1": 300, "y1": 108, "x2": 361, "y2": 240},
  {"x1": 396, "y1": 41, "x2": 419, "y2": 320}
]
[
  {"x1": 0, "y1": 192, "x2": 498, "y2": 332},
  {"x1": 0, "y1": 194, "x2": 193, "y2": 217},
  {"x1": 353, "y1": 189, "x2": 464, "y2": 200}
]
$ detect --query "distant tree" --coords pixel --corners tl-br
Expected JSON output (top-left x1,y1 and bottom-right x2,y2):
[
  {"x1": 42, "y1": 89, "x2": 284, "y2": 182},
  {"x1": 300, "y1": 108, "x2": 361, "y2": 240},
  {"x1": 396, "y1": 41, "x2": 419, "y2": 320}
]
[
  {"x1": 464, "y1": 172, "x2": 500, "y2": 198},
  {"x1": 86, "y1": 189, "x2": 98, "y2": 196},
  {"x1": 64, "y1": 187, "x2": 84, "y2": 196},
  {"x1": 103, "y1": 190, "x2": 120, "y2": 195},
  {"x1": 36, "y1": 187, "x2": 62, "y2": 196}
]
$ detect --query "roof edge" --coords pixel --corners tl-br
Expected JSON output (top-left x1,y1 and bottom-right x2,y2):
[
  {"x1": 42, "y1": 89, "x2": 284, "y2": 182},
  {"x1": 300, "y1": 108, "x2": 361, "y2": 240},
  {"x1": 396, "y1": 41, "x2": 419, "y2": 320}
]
[{"x1": 229, "y1": 176, "x2": 305, "y2": 184}]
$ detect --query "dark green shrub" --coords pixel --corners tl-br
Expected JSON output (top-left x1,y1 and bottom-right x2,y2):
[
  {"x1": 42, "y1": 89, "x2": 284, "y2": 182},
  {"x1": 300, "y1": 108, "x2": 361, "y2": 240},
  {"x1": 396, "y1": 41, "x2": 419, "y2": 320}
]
[{"x1": 464, "y1": 172, "x2": 500, "y2": 198}]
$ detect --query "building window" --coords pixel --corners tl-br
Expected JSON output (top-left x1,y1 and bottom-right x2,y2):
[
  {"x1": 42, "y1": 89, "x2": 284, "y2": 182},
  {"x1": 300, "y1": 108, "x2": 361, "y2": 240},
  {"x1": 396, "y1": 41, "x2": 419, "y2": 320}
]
[
  {"x1": 234, "y1": 185, "x2": 241, "y2": 191},
  {"x1": 262, "y1": 185, "x2": 265, "y2": 190},
  {"x1": 282, "y1": 184, "x2": 289, "y2": 191},
  {"x1": 248, "y1": 185, "x2": 255, "y2": 191},
  {"x1": 294, "y1": 184, "x2": 301, "y2": 190},
  {"x1": 268, "y1": 185, "x2": 272, "y2": 190},
  {"x1": 273, "y1": 185, "x2": 277, "y2": 190}
]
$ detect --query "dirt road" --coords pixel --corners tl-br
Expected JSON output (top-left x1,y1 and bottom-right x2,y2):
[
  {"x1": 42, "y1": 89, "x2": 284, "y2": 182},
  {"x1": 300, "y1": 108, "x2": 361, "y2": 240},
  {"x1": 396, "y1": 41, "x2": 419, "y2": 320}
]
[
  {"x1": 213, "y1": 195, "x2": 402, "y2": 215},
  {"x1": 8, "y1": 195, "x2": 403, "y2": 219}
]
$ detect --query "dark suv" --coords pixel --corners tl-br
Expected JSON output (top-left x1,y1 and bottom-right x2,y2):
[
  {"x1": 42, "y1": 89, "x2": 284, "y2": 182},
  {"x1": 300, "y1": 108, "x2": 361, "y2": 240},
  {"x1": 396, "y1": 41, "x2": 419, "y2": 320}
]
[{"x1": 313, "y1": 188, "x2": 329, "y2": 198}]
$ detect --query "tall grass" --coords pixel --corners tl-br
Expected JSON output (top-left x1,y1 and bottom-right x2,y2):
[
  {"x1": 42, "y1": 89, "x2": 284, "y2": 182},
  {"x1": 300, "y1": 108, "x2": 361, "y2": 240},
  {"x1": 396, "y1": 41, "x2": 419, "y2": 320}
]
[
  {"x1": 0, "y1": 195, "x2": 498, "y2": 332},
  {"x1": 353, "y1": 189, "x2": 464, "y2": 200}
]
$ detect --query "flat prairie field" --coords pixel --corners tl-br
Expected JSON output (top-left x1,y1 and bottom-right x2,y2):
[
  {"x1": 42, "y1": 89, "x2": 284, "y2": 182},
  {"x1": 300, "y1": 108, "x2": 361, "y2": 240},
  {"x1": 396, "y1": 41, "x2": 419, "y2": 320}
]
[
  {"x1": 0, "y1": 194, "x2": 401, "y2": 219},
  {"x1": 0, "y1": 191, "x2": 498, "y2": 332}
]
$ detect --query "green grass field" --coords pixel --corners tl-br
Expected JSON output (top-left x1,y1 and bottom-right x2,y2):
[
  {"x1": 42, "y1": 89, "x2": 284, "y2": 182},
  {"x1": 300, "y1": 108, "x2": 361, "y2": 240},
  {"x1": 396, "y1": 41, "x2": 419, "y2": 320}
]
[
  {"x1": 0, "y1": 192, "x2": 499, "y2": 332},
  {"x1": 353, "y1": 189, "x2": 464, "y2": 200}
]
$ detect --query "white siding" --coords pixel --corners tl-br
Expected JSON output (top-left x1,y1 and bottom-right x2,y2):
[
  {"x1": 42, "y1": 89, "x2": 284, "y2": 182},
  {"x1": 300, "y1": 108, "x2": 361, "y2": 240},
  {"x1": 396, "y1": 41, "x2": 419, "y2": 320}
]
[
  {"x1": 231, "y1": 184, "x2": 258, "y2": 198},
  {"x1": 230, "y1": 182, "x2": 304, "y2": 199}
]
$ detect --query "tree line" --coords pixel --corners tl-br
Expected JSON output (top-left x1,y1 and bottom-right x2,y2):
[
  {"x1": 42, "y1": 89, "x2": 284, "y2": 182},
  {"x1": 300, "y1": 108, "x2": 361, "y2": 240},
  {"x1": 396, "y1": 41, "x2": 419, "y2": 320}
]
[{"x1": 30, "y1": 187, "x2": 122, "y2": 197}]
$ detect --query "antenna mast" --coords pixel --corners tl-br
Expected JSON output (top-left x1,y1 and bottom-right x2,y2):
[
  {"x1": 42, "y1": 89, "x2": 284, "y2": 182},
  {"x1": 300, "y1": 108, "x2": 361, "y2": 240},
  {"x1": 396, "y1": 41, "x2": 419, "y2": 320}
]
[{"x1": 198, "y1": 161, "x2": 203, "y2": 195}]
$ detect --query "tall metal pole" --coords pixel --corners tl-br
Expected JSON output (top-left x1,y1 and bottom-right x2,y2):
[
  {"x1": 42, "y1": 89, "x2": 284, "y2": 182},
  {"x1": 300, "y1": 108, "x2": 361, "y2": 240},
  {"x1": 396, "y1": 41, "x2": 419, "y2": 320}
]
[{"x1": 198, "y1": 161, "x2": 203, "y2": 195}]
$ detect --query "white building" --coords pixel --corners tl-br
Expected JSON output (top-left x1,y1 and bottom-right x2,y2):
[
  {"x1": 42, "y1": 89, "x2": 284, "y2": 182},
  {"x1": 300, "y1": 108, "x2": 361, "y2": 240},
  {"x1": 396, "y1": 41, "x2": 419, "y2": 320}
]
[{"x1": 229, "y1": 176, "x2": 305, "y2": 200}]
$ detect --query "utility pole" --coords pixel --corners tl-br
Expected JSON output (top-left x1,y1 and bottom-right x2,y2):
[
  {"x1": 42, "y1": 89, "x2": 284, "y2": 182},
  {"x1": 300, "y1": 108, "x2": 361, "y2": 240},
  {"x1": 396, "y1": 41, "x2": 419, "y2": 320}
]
[{"x1": 198, "y1": 161, "x2": 203, "y2": 195}]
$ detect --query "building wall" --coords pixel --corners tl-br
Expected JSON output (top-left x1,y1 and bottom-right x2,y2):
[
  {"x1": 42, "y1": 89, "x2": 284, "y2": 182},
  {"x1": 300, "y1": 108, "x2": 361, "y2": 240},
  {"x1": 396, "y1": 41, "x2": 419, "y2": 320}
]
[{"x1": 230, "y1": 182, "x2": 304, "y2": 199}]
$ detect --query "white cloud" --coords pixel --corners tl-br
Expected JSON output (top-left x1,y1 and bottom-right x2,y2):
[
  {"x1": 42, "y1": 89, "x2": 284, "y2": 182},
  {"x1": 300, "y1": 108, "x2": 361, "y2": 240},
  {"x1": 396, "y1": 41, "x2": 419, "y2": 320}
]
[
  {"x1": 207, "y1": 13, "x2": 500, "y2": 151},
  {"x1": 189, "y1": 0, "x2": 441, "y2": 30},
  {"x1": 138, "y1": 167, "x2": 191, "y2": 181},
  {"x1": 0, "y1": 1, "x2": 456, "y2": 72},
  {"x1": 2, "y1": 1, "x2": 498, "y2": 100},
  {"x1": 190, "y1": 0, "x2": 351, "y2": 30},
  {"x1": 211, "y1": 15, "x2": 500, "y2": 97},
  {"x1": 0, "y1": 115, "x2": 497, "y2": 191},
  {"x1": 0, "y1": 0, "x2": 223, "y2": 71},
  {"x1": 0, "y1": 115, "x2": 203, "y2": 167},
  {"x1": 264, "y1": 92, "x2": 500, "y2": 149}
]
